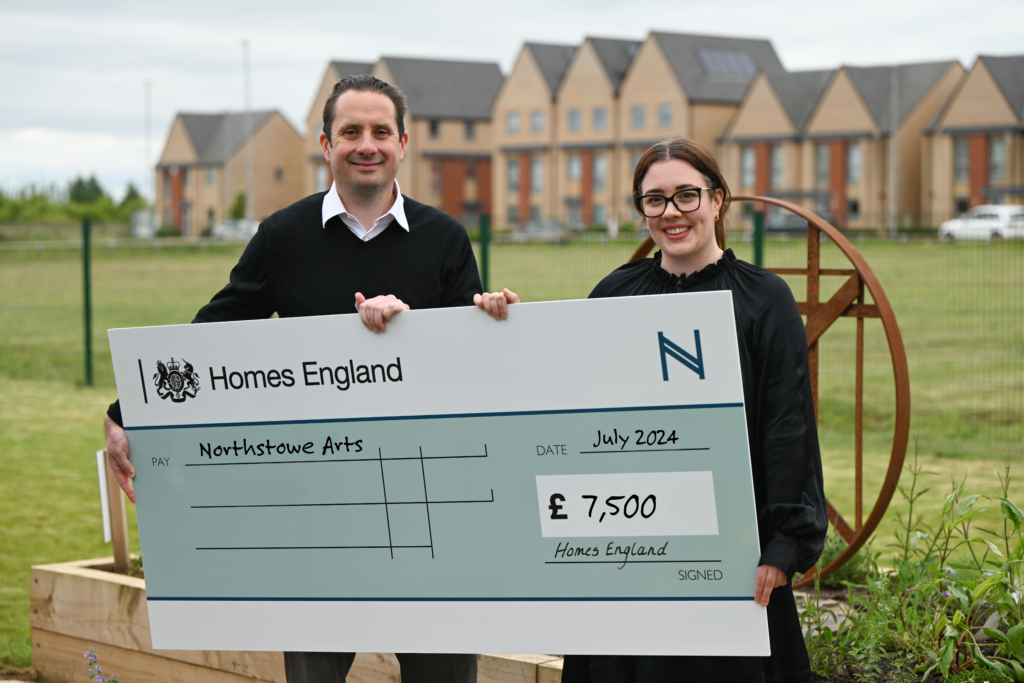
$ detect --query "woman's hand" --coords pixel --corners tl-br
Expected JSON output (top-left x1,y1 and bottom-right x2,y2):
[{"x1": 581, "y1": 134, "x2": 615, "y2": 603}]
[
  {"x1": 474, "y1": 288, "x2": 520, "y2": 321},
  {"x1": 755, "y1": 564, "x2": 788, "y2": 607}
]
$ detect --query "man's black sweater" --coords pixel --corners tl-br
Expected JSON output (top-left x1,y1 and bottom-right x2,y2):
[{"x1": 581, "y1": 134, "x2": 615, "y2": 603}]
[{"x1": 107, "y1": 192, "x2": 482, "y2": 425}]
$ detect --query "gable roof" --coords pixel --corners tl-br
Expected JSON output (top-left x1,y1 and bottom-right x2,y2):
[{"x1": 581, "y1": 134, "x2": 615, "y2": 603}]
[
  {"x1": 379, "y1": 56, "x2": 504, "y2": 120},
  {"x1": 765, "y1": 69, "x2": 836, "y2": 133},
  {"x1": 178, "y1": 111, "x2": 275, "y2": 165},
  {"x1": 587, "y1": 37, "x2": 642, "y2": 95},
  {"x1": 652, "y1": 31, "x2": 784, "y2": 104},
  {"x1": 330, "y1": 60, "x2": 374, "y2": 80},
  {"x1": 524, "y1": 42, "x2": 577, "y2": 97},
  {"x1": 980, "y1": 54, "x2": 1024, "y2": 123},
  {"x1": 845, "y1": 61, "x2": 955, "y2": 134}
]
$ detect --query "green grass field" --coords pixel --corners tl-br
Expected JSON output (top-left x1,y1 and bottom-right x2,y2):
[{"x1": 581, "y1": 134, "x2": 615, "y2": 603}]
[{"x1": 1, "y1": 235, "x2": 1022, "y2": 670}]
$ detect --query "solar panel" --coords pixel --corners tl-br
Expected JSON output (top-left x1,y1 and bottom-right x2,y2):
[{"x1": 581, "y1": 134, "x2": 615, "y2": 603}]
[{"x1": 697, "y1": 48, "x2": 756, "y2": 77}]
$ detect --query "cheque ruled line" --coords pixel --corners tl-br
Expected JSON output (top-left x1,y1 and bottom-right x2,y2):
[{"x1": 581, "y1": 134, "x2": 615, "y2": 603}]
[
  {"x1": 545, "y1": 560, "x2": 722, "y2": 564},
  {"x1": 378, "y1": 448, "x2": 393, "y2": 559},
  {"x1": 184, "y1": 454, "x2": 488, "y2": 467},
  {"x1": 191, "y1": 496, "x2": 495, "y2": 509},
  {"x1": 578, "y1": 448, "x2": 710, "y2": 454},
  {"x1": 195, "y1": 545, "x2": 433, "y2": 551},
  {"x1": 419, "y1": 446, "x2": 434, "y2": 559}
]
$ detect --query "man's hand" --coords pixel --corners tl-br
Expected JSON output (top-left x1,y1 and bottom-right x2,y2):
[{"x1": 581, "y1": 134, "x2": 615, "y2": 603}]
[
  {"x1": 355, "y1": 293, "x2": 410, "y2": 332},
  {"x1": 754, "y1": 564, "x2": 788, "y2": 607},
  {"x1": 473, "y1": 288, "x2": 520, "y2": 321},
  {"x1": 104, "y1": 415, "x2": 136, "y2": 503}
]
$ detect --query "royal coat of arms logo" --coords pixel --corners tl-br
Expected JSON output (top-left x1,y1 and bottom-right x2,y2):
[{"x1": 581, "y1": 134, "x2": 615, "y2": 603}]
[{"x1": 154, "y1": 358, "x2": 200, "y2": 403}]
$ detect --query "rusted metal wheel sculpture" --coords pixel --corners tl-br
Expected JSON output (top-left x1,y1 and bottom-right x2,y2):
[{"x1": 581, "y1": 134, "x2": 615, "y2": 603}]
[{"x1": 628, "y1": 196, "x2": 911, "y2": 587}]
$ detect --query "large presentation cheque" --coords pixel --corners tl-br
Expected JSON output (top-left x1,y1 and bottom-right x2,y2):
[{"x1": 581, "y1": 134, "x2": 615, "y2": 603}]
[{"x1": 109, "y1": 291, "x2": 768, "y2": 656}]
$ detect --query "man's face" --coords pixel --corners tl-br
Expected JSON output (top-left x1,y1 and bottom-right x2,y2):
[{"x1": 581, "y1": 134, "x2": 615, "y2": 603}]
[{"x1": 319, "y1": 90, "x2": 408, "y2": 197}]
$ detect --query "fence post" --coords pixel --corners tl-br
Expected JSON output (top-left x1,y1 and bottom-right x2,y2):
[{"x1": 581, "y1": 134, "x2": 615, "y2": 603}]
[
  {"x1": 753, "y1": 210, "x2": 764, "y2": 268},
  {"x1": 82, "y1": 218, "x2": 93, "y2": 386},
  {"x1": 479, "y1": 213, "x2": 490, "y2": 292}
]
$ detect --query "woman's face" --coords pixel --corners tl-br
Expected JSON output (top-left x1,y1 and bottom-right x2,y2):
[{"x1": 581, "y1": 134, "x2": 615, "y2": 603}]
[{"x1": 639, "y1": 158, "x2": 724, "y2": 274}]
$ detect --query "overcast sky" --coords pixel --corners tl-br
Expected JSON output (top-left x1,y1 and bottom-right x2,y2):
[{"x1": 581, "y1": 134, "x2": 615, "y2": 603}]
[{"x1": 1, "y1": 0, "x2": 1022, "y2": 201}]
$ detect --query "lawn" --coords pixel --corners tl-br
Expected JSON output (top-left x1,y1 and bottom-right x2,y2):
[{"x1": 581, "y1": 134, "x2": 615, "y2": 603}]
[{"x1": 0, "y1": 234, "x2": 1022, "y2": 670}]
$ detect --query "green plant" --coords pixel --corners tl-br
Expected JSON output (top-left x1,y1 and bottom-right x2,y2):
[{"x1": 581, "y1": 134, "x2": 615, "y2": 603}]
[
  {"x1": 230, "y1": 191, "x2": 246, "y2": 220},
  {"x1": 817, "y1": 532, "x2": 875, "y2": 588}
]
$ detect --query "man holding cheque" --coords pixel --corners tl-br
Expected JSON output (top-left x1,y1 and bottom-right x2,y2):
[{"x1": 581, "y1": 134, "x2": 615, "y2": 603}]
[{"x1": 102, "y1": 74, "x2": 516, "y2": 683}]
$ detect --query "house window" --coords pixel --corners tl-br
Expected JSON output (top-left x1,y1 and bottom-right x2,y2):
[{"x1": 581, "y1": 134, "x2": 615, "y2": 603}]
[
  {"x1": 530, "y1": 110, "x2": 544, "y2": 133},
  {"x1": 955, "y1": 197, "x2": 969, "y2": 214},
  {"x1": 429, "y1": 120, "x2": 440, "y2": 139},
  {"x1": 631, "y1": 151, "x2": 643, "y2": 176},
  {"x1": 953, "y1": 138, "x2": 969, "y2": 182},
  {"x1": 593, "y1": 204, "x2": 606, "y2": 226},
  {"x1": 507, "y1": 158, "x2": 520, "y2": 192},
  {"x1": 741, "y1": 147, "x2": 755, "y2": 188},
  {"x1": 163, "y1": 171, "x2": 171, "y2": 199},
  {"x1": 847, "y1": 143, "x2": 862, "y2": 185},
  {"x1": 568, "y1": 108, "x2": 581, "y2": 132},
  {"x1": 180, "y1": 168, "x2": 189, "y2": 186},
  {"x1": 206, "y1": 167, "x2": 215, "y2": 186},
  {"x1": 593, "y1": 107, "x2": 608, "y2": 131},
  {"x1": 316, "y1": 165, "x2": 330, "y2": 192},
  {"x1": 658, "y1": 103, "x2": 672, "y2": 128},
  {"x1": 990, "y1": 136, "x2": 1006, "y2": 182},
  {"x1": 568, "y1": 154, "x2": 582, "y2": 180},
  {"x1": 506, "y1": 112, "x2": 520, "y2": 134},
  {"x1": 508, "y1": 205, "x2": 519, "y2": 225},
  {"x1": 593, "y1": 155, "x2": 608, "y2": 192},
  {"x1": 465, "y1": 162, "x2": 477, "y2": 181},
  {"x1": 530, "y1": 205, "x2": 541, "y2": 222},
  {"x1": 207, "y1": 207, "x2": 215, "y2": 226},
  {"x1": 531, "y1": 157, "x2": 543, "y2": 193},
  {"x1": 815, "y1": 144, "x2": 830, "y2": 186},
  {"x1": 631, "y1": 105, "x2": 645, "y2": 130},
  {"x1": 274, "y1": 167, "x2": 283, "y2": 183},
  {"x1": 464, "y1": 121, "x2": 475, "y2": 141},
  {"x1": 770, "y1": 145, "x2": 784, "y2": 189},
  {"x1": 847, "y1": 198, "x2": 860, "y2": 221}
]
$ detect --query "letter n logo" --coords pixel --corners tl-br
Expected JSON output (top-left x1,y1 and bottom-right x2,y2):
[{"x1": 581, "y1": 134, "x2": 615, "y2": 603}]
[{"x1": 658, "y1": 331, "x2": 704, "y2": 381}]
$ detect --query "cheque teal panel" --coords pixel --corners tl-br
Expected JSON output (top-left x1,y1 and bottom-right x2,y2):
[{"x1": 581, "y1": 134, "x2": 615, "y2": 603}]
[{"x1": 129, "y1": 405, "x2": 760, "y2": 601}]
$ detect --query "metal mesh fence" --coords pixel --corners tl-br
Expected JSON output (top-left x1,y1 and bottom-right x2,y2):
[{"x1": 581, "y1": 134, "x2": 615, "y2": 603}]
[{"x1": 1, "y1": 223, "x2": 1021, "y2": 461}]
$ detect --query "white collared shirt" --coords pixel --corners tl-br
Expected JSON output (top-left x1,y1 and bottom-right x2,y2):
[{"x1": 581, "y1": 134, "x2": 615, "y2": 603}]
[{"x1": 320, "y1": 180, "x2": 409, "y2": 242}]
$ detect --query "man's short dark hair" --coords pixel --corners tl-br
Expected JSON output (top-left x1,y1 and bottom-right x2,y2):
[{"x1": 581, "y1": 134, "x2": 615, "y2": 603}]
[{"x1": 322, "y1": 75, "x2": 409, "y2": 141}]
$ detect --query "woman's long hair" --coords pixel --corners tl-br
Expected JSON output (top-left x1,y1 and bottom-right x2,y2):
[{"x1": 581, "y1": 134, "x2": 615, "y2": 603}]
[{"x1": 631, "y1": 138, "x2": 731, "y2": 250}]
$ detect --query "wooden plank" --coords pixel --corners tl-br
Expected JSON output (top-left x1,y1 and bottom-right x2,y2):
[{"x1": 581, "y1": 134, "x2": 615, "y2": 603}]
[
  {"x1": 30, "y1": 561, "x2": 285, "y2": 682},
  {"x1": 804, "y1": 275, "x2": 860, "y2": 347},
  {"x1": 104, "y1": 456, "x2": 130, "y2": 575},
  {"x1": 479, "y1": 654, "x2": 561, "y2": 683},
  {"x1": 538, "y1": 658, "x2": 563, "y2": 683},
  {"x1": 348, "y1": 653, "x2": 400, "y2": 683},
  {"x1": 32, "y1": 628, "x2": 266, "y2": 683}
]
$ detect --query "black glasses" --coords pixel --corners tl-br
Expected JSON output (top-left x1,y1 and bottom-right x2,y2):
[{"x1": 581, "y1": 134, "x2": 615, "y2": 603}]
[{"x1": 635, "y1": 188, "x2": 713, "y2": 218}]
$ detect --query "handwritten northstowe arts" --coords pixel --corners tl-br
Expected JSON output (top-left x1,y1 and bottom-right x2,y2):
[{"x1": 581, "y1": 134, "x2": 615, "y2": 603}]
[
  {"x1": 206, "y1": 357, "x2": 403, "y2": 392},
  {"x1": 198, "y1": 434, "x2": 365, "y2": 459}
]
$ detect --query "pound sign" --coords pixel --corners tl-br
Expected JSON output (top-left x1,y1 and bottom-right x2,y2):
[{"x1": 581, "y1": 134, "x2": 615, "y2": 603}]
[{"x1": 549, "y1": 493, "x2": 568, "y2": 520}]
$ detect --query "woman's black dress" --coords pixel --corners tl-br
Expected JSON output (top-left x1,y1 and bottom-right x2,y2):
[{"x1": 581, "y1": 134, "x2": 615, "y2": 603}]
[{"x1": 562, "y1": 249, "x2": 828, "y2": 683}]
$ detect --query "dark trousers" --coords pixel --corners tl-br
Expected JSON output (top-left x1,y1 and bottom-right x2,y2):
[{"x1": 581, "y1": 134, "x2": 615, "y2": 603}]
[{"x1": 283, "y1": 652, "x2": 477, "y2": 683}]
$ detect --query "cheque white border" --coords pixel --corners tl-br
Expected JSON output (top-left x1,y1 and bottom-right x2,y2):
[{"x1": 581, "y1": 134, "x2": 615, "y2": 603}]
[{"x1": 148, "y1": 599, "x2": 770, "y2": 656}]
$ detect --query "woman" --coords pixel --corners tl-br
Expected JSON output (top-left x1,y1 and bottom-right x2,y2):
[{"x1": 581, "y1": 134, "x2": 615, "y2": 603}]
[{"x1": 562, "y1": 138, "x2": 827, "y2": 683}]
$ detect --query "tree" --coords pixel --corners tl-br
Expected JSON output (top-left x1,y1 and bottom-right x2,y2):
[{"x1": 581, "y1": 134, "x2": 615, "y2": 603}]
[
  {"x1": 230, "y1": 191, "x2": 246, "y2": 220},
  {"x1": 69, "y1": 176, "x2": 105, "y2": 204},
  {"x1": 120, "y1": 183, "x2": 143, "y2": 208}
]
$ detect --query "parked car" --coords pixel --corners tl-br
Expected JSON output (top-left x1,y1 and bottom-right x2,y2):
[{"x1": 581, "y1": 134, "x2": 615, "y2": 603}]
[
  {"x1": 210, "y1": 219, "x2": 260, "y2": 241},
  {"x1": 938, "y1": 205, "x2": 1024, "y2": 241}
]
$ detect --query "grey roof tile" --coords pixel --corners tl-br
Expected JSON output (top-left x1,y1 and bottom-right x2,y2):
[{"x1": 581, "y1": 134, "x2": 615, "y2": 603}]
[
  {"x1": 845, "y1": 61, "x2": 955, "y2": 134},
  {"x1": 524, "y1": 42, "x2": 577, "y2": 96},
  {"x1": 766, "y1": 69, "x2": 836, "y2": 133},
  {"x1": 652, "y1": 31, "x2": 784, "y2": 104},
  {"x1": 330, "y1": 61, "x2": 375, "y2": 80},
  {"x1": 179, "y1": 111, "x2": 275, "y2": 165},
  {"x1": 380, "y1": 56, "x2": 504, "y2": 120},
  {"x1": 980, "y1": 54, "x2": 1024, "y2": 123},
  {"x1": 587, "y1": 37, "x2": 642, "y2": 95}
]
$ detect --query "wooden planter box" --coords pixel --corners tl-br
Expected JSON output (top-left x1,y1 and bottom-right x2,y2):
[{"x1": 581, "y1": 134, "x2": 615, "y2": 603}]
[{"x1": 30, "y1": 558, "x2": 563, "y2": 683}]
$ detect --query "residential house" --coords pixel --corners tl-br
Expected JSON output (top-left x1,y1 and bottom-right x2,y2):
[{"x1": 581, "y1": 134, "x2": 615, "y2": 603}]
[
  {"x1": 155, "y1": 111, "x2": 304, "y2": 234},
  {"x1": 923, "y1": 55, "x2": 1024, "y2": 222}
]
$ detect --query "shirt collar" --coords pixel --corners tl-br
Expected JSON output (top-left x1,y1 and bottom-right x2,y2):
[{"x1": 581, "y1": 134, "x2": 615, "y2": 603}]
[{"x1": 321, "y1": 179, "x2": 408, "y2": 231}]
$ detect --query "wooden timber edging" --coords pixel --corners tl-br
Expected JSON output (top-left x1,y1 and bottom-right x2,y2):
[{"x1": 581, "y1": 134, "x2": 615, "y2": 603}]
[{"x1": 30, "y1": 557, "x2": 564, "y2": 683}]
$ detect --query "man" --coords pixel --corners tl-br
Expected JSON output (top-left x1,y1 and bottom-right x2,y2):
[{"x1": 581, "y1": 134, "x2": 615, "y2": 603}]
[{"x1": 103, "y1": 74, "x2": 517, "y2": 683}]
